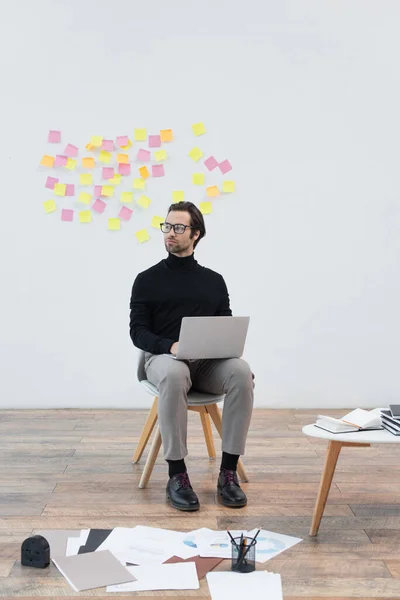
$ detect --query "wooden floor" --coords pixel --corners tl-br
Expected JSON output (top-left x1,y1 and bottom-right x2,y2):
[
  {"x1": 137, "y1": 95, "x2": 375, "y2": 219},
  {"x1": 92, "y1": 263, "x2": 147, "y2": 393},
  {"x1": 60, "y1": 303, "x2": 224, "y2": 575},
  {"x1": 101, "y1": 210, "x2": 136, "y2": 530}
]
[{"x1": 1, "y1": 408, "x2": 400, "y2": 599}]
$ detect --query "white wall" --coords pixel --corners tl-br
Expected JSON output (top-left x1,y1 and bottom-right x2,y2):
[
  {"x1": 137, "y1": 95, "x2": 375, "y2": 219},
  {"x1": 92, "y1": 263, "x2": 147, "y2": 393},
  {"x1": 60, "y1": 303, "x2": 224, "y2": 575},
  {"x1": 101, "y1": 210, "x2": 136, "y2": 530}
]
[{"x1": 1, "y1": 0, "x2": 400, "y2": 409}]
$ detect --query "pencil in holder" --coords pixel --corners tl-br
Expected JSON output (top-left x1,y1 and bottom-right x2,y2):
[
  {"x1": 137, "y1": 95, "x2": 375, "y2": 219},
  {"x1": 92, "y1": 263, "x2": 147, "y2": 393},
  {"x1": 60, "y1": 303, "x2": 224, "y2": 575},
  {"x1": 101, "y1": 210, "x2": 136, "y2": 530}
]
[{"x1": 231, "y1": 536, "x2": 256, "y2": 573}]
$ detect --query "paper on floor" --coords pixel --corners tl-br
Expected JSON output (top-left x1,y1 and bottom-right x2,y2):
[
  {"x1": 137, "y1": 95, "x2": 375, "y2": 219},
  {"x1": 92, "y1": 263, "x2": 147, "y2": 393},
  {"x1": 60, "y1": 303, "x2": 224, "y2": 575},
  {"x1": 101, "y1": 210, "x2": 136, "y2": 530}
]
[
  {"x1": 247, "y1": 528, "x2": 302, "y2": 562},
  {"x1": 207, "y1": 571, "x2": 283, "y2": 600},
  {"x1": 106, "y1": 562, "x2": 200, "y2": 592}
]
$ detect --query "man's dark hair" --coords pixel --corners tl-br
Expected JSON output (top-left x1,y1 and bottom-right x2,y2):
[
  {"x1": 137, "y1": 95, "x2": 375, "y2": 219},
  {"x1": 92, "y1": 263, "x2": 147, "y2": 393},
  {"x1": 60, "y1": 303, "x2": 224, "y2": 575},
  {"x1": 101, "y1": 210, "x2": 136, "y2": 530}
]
[{"x1": 167, "y1": 201, "x2": 206, "y2": 249}]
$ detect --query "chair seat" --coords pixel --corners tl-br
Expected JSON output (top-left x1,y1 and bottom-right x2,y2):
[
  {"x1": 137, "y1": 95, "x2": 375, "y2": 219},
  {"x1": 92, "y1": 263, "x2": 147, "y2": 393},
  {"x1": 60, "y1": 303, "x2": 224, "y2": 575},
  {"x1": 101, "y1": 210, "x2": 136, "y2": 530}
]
[{"x1": 140, "y1": 380, "x2": 225, "y2": 406}]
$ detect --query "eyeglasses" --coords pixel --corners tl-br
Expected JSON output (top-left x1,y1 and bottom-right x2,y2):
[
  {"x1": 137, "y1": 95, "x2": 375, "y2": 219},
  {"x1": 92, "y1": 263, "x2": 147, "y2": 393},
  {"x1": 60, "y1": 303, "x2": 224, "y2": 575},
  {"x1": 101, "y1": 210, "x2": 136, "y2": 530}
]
[{"x1": 160, "y1": 222, "x2": 193, "y2": 234}]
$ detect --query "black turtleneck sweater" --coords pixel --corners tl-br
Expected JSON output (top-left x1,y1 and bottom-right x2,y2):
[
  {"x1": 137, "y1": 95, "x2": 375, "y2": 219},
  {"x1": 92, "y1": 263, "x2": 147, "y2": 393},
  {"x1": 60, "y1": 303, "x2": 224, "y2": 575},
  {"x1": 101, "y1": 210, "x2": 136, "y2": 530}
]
[{"x1": 129, "y1": 252, "x2": 232, "y2": 354}]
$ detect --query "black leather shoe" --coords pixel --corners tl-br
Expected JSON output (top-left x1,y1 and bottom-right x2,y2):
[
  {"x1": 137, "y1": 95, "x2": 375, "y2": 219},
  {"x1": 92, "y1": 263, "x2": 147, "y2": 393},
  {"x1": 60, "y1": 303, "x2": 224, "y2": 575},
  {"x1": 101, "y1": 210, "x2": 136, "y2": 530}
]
[
  {"x1": 217, "y1": 469, "x2": 247, "y2": 508},
  {"x1": 166, "y1": 472, "x2": 200, "y2": 512}
]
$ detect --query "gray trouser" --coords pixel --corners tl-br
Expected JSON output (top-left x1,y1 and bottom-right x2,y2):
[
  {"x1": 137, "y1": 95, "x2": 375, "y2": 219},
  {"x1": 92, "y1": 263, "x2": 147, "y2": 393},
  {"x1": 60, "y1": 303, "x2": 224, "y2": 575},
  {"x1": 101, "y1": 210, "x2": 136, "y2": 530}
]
[{"x1": 144, "y1": 353, "x2": 254, "y2": 460}]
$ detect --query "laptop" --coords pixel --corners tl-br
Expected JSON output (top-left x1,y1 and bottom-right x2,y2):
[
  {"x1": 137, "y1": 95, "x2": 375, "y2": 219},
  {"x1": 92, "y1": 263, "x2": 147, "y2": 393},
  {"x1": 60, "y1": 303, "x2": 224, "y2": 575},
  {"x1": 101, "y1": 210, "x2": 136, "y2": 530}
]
[{"x1": 168, "y1": 316, "x2": 250, "y2": 360}]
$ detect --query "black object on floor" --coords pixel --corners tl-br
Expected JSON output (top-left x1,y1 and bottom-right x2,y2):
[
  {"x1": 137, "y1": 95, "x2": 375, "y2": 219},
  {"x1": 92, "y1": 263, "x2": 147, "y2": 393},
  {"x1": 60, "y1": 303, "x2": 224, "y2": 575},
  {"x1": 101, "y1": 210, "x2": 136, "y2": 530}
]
[
  {"x1": 21, "y1": 535, "x2": 50, "y2": 568},
  {"x1": 78, "y1": 529, "x2": 113, "y2": 554}
]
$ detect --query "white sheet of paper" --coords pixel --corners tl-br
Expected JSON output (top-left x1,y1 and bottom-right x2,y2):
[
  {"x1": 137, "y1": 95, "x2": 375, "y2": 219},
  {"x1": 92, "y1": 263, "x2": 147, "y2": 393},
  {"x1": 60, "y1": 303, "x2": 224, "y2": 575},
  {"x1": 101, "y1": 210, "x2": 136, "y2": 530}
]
[
  {"x1": 66, "y1": 529, "x2": 89, "y2": 556},
  {"x1": 198, "y1": 530, "x2": 248, "y2": 559},
  {"x1": 206, "y1": 571, "x2": 283, "y2": 600},
  {"x1": 113, "y1": 538, "x2": 176, "y2": 565},
  {"x1": 246, "y1": 528, "x2": 302, "y2": 562},
  {"x1": 106, "y1": 562, "x2": 200, "y2": 592},
  {"x1": 175, "y1": 528, "x2": 215, "y2": 559},
  {"x1": 96, "y1": 527, "x2": 138, "y2": 553}
]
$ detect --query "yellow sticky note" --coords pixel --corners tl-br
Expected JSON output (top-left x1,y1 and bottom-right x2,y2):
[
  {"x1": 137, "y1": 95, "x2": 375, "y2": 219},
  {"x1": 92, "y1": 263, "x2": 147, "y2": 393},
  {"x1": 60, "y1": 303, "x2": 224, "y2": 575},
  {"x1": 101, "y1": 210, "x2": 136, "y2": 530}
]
[
  {"x1": 109, "y1": 174, "x2": 121, "y2": 185},
  {"x1": 79, "y1": 210, "x2": 92, "y2": 223},
  {"x1": 117, "y1": 153, "x2": 129, "y2": 164},
  {"x1": 151, "y1": 215, "x2": 164, "y2": 229},
  {"x1": 192, "y1": 173, "x2": 205, "y2": 185},
  {"x1": 160, "y1": 129, "x2": 173, "y2": 142},
  {"x1": 99, "y1": 150, "x2": 111, "y2": 164},
  {"x1": 78, "y1": 192, "x2": 92, "y2": 205},
  {"x1": 222, "y1": 180, "x2": 235, "y2": 193},
  {"x1": 188, "y1": 147, "x2": 203, "y2": 162},
  {"x1": 65, "y1": 158, "x2": 77, "y2": 170},
  {"x1": 154, "y1": 150, "x2": 167, "y2": 162},
  {"x1": 54, "y1": 183, "x2": 66, "y2": 196},
  {"x1": 192, "y1": 122, "x2": 205, "y2": 136},
  {"x1": 80, "y1": 173, "x2": 93, "y2": 186},
  {"x1": 121, "y1": 139, "x2": 132, "y2": 149},
  {"x1": 139, "y1": 166, "x2": 150, "y2": 179},
  {"x1": 206, "y1": 185, "x2": 220, "y2": 197},
  {"x1": 43, "y1": 200, "x2": 56, "y2": 214},
  {"x1": 134, "y1": 128, "x2": 147, "y2": 141},
  {"x1": 101, "y1": 185, "x2": 114, "y2": 197},
  {"x1": 40, "y1": 155, "x2": 54, "y2": 168},
  {"x1": 82, "y1": 157, "x2": 96, "y2": 168},
  {"x1": 108, "y1": 218, "x2": 121, "y2": 231},
  {"x1": 136, "y1": 228, "x2": 150, "y2": 243},
  {"x1": 85, "y1": 143, "x2": 93, "y2": 151},
  {"x1": 137, "y1": 195, "x2": 151, "y2": 209},
  {"x1": 200, "y1": 201, "x2": 212, "y2": 215},
  {"x1": 91, "y1": 136, "x2": 103, "y2": 147},
  {"x1": 133, "y1": 178, "x2": 145, "y2": 190},
  {"x1": 172, "y1": 190, "x2": 184, "y2": 203},
  {"x1": 121, "y1": 192, "x2": 133, "y2": 203}
]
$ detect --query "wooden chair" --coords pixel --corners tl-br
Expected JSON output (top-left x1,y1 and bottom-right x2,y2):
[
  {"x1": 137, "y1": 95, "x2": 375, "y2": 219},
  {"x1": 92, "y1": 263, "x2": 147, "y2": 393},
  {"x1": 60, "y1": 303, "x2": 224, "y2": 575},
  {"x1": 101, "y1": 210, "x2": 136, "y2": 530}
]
[{"x1": 132, "y1": 351, "x2": 249, "y2": 488}]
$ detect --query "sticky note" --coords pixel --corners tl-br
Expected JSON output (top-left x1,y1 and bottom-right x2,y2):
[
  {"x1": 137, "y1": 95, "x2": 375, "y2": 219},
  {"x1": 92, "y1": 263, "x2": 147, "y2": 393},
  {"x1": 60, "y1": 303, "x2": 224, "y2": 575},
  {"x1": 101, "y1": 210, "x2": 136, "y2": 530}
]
[
  {"x1": 61, "y1": 209, "x2": 73, "y2": 222},
  {"x1": 54, "y1": 183, "x2": 66, "y2": 196},
  {"x1": 154, "y1": 150, "x2": 167, "y2": 162},
  {"x1": 192, "y1": 173, "x2": 205, "y2": 185},
  {"x1": 48, "y1": 130, "x2": 61, "y2": 143},
  {"x1": 136, "y1": 228, "x2": 150, "y2": 243},
  {"x1": 134, "y1": 128, "x2": 147, "y2": 141},
  {"x1": 108, "y1": 218, "x2": 121, "y2": 231},
  {"x1": 64, "y1": 143, "x2": 78, "y2": 157},
  {"x1": 149, "y1": 135, "x2": 161, "y2": 148},
  {"x1": 119, "y1": 206, "x2": 133, "y2": 221},
  {"x1": 192, "y1": 122, "x2": 206, "y2": 136},
  {"x1": 188, "y1": 147, "x2": 203, "y2": 162},
  {"x1": 65, "y1": 184, "x2": 75, "y2": 196},
  {"x1": 85, "y1": 143, "x2": 93, "y2": 151},
  {"x1": 101, "y1": 185, "x2": 114, "y2": 197},
  {"x1": 204, "y1": 156, "x2": 218, "y2": 171},
  {"x1": 219, "y1": 159, "x2": 232, "y2": 174},
  {"x1": 80, "y1": 173, "x2": 93, "y2": 186},
  {"x1": 152, "y1": 164, "x2": 165, "y2": 177},
  {"x1": 92, "y1": 198, "x2": 106, "y2": 213},
  {"x1": 43, "y1": 200, "x2": 56, "y2": 214},
  {"x1": 222, "y1": 180, "x2": 235, "y2": 193},
  {"x1": 121, "y1": 139, "x2": 132, "y2": 149},
  {"x1": 116, "y1": 135, "x2": 129, "y2": 147},
  {"x1": 200, "y1": 201, "x2": 212, "y2": 214},
  {"x1": 160, "y1": 129, "x2": 173, "y2": 142},
  {"x1": 151, "y1": 215, "x2": 164, "y2": 229},
  {"x1": 78, "y1": 192, "x2": 92, "y2": 205},
  {"x1": 121, "y1": 192, "x2": 133, "y2": 203},
  {"x1": 45, "y1": 176, "x2": 58, "y2": 190},
  {"x1": 102, "y1": 167, "x2": 114, "y2": 179},
  {"x1": 82, "y1": 157, "x2": 95, "y2": 168},
  {"x1": 172, "y1": 190, "x2": 184, "y2": 203},
  {"x1": 133, "y1": 178, "x2": 145, "y2": 190},
  {"x1": 102, "y1": 139, "x2": 114, "y2": 151},
  {"x1": 90, "y1": 136, "x2": 103, "y2": 147},
  {"x1": 137, "y1": 195, "x2": 151, "y2": 209},
  {"x1": 109, "y1": 174, "x2": 122, "y2": 185},
  {"x1": 137, "y1": 149, "x2": 150, "y2": 162},
  {"x1": 94, "y1": 185, "x2": 102, "y2": 197},
  {"x1": 206, "y1": 185, "x2": 220, "y2": 197},
  {"x1": 118, "y1": 163, "x2": 131, "y2": 176},
  {"x1": 117, "y1": 153, "x2": 129, "y2": 164},
  {"x1": 138, "y1": 166, "x2": 150, "y2": 179},
  {"x1": 40, "y1": 155, "x2": 55, "y2": 168},
  {"x1": 65, "y1": 158, "x2": 77, "y2": 170},
  {"x1": 79, "y1": 210, "x2": 92, "y2": 223},
  {"x1": 54, "y1": 155, "x2": 67, "y2": 167},
  {"x1": 99, "y1": 151, "x2": 112, "y2": 164}
]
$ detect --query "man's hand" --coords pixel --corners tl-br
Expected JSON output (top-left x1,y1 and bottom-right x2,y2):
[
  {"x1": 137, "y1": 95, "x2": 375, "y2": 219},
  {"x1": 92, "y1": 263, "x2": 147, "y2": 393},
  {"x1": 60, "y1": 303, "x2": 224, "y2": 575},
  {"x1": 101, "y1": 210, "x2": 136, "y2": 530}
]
[{"x1": 170, "y1": 342, "x2": 179, "y2": 356}]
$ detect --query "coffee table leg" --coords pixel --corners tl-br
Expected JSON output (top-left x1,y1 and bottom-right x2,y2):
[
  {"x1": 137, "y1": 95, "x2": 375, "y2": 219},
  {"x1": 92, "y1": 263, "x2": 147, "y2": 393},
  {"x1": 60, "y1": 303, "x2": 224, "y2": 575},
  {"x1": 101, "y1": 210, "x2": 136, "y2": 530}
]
[{"x1": 309, "y1": 440, "x2": 343, "y2": 536}]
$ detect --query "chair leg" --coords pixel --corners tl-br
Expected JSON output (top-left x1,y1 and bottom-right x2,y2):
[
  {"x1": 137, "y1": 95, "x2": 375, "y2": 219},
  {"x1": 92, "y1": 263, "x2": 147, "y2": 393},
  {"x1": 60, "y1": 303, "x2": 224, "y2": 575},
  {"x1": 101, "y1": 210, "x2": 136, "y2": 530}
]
[
  {"x1": 200, "y1": 407, "x2": 216, "y2": 460},
  {"x1": 132, "y1": 396, "x2": 158, "y2": 463},
  {"x1": 139, "y1": 425, "x2": 162, "y2": 489},
  {"x1": 207, "y1": 403, "x2": 249, "y2": 483}
]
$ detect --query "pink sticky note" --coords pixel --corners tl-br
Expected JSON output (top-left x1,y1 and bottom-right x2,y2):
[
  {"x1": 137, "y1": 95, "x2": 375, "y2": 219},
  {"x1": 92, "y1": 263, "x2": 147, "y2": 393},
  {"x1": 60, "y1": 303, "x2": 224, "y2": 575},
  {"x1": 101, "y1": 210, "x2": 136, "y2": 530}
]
[
  {"x1": 152, "y1": 164, "x2": 165, "y2": 177},
  {"x1": 116, "y1": 135, "x2": 129, "y2": 147},
  {"x1": 219, "y1": 159, "x2": 232, "y2": 174},
  {"x1": 64, "y1": 144, "x2": 79, "y2": 158},
  {"x1": 204, "y1": 156, "x2": 219, "y2": 171},
  {"x1": 61, "y1": 209, "x2": 73, "y2": 222},
  {"x1": 94, "y1": 185, "x2": 103, "y2": 197},
  {"x1": 102, "y1": 167, "x2": 114, "y2": 179},
  {"x1": 54, "y1": 155, "x2": 68, "y2": 167},
  {"x1": 119, "y1": 206, "x2": 133, "y2": 221},
  {"x1": 137, "y1": 149, "x2": 150, "y2": 162},
  {"x1": 45, "y1": 176, "x2": 59, "y2": 190},
  {"x1": 93, "y1": 198, "x2": 107, "y2": 213},
  {"x1": 118, "y1": 163, "x2": 131, "y2": 176},
  {"x1": 149, "y1": 135, "x2": 161, "y2": 148},
  {"x1": 101, "y1": 139, "x2": 114, "y2": 151},
  {"x1": 48, "y1": 130, "x2": 61, "y2": 143},
  {"x1": 65, "y1": 184, "x2": 75, "y2": 196}
]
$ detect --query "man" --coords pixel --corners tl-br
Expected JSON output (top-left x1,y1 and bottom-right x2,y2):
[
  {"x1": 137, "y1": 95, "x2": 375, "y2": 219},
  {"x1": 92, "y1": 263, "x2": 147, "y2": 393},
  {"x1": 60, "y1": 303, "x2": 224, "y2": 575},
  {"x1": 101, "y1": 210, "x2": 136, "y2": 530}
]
[{"x1": 129, "y1": 201, "x2": 254, "y2": 512}]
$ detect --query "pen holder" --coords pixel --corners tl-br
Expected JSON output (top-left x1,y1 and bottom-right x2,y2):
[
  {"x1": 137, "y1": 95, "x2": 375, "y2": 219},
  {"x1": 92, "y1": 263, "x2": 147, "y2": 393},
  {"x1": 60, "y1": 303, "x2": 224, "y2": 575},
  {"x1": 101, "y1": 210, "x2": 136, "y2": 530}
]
[{"x1": 231, "y1": 536, "x2": 256, "y2": 573}]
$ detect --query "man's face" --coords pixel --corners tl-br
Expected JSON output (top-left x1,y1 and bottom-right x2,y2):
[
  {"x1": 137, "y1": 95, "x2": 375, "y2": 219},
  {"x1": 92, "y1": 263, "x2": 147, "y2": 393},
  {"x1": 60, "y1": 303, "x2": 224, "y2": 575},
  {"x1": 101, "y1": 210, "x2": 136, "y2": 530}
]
[{"x1": 163, "y1": 211, "x2": 199, "y2": 256}]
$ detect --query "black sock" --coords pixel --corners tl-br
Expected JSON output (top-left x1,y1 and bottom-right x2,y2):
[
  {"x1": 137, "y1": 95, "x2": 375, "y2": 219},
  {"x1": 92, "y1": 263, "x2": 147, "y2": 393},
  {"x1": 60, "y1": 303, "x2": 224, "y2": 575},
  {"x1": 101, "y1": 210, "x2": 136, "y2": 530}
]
[
  {"x1": 167, "y1": 459, "x2": 186, "y2": 478},
  {"x1": 220, "y1": 452, "x2": 240, "y2": 472}
]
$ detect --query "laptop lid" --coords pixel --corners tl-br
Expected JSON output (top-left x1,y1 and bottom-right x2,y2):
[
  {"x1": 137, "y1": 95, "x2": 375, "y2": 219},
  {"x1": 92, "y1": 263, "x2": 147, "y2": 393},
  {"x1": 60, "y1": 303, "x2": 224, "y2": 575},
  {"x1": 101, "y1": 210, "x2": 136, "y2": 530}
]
[{"x1": 176, "y1": 316, "x2": 250, "y2": 360}]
